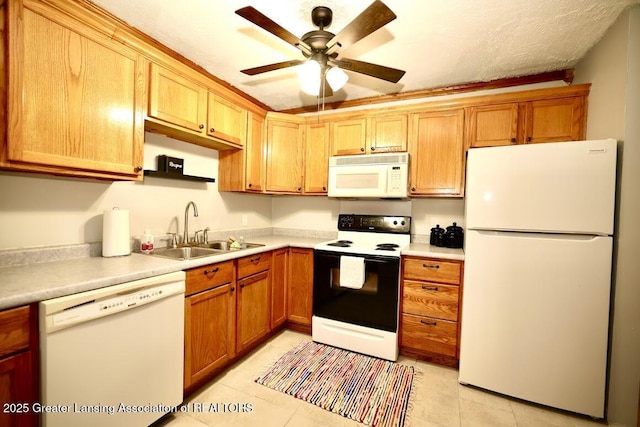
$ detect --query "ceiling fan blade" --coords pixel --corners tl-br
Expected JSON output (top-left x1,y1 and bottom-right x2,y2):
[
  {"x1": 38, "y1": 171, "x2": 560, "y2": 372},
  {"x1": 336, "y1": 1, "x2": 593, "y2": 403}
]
[
  {"x1": 241, "y1": 59, "x2": 305, "y2": 76},
  {"x1": 333, "y1": 58, "x2": 405, "y2": 83},
  {"x1": 326, "y1": 0, "x2": 396, "y2": 52},
  {"x1": 236, "y1": 6, "x2": 311, "y2": 52}
]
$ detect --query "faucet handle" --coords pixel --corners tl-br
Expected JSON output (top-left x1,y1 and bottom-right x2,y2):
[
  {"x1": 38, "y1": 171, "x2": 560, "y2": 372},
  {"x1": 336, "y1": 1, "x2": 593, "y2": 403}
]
[
  {"x1": 193, "y1": 229, "x2": 204, "y2": 244},
  {"x1": 203, "y1": 227, "x2": 210, "y2": 244},
  {"x1": 168, "y1": 233, "x2": 178, "y2": 248}
]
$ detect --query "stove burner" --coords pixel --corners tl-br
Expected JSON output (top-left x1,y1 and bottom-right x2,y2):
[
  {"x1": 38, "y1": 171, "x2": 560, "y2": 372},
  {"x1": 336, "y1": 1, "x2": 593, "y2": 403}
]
[
  {"x1": 327, "y1": 240, "x2": 353, "y2": 247},
  {"x1": 376, "y1": 243, "x2": 400, "y2": 251}
]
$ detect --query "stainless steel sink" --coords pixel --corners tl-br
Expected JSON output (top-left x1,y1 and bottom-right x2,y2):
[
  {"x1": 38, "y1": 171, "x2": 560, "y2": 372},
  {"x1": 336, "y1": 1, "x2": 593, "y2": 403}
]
[
  {"x1": 151, "y1": 246, "x2": 223, "y2": 260},
  {"x1": 197, "y1": 241, "x2": 265, "y2": 251}
]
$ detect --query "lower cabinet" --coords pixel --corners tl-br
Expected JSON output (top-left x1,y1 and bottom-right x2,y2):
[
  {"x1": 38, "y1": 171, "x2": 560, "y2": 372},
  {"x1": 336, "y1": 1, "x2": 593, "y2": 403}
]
[
  {"x1": 0, "y1": 304, "x2": 38, "y2": 427},
  {"x1": 270, "y1": 248, "x2": 288, "y2": 329},
  {"x1": 287, "y1": 248, "x2": 314, "y2": 329},
  {"x1": 184, "y1": 261, "x2": 236, "y2": 390},
  {"x1": 400, "y1": 256, "x2": 464, "y2": 367},
  {"x1": 236, "y1": 252, "x2": 272, "y2": 353}
]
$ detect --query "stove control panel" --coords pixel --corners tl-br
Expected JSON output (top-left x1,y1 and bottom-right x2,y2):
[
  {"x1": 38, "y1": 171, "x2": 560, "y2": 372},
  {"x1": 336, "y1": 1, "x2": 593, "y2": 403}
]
[{"x1": 338, "y1": 214, "x2": 411, "y2": 234}]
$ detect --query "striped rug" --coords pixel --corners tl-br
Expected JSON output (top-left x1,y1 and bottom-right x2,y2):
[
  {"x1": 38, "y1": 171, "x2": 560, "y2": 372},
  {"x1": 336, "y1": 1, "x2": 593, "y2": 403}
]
[{"x1": 255, "y1": 341, "x2": 415, "y2": 427}]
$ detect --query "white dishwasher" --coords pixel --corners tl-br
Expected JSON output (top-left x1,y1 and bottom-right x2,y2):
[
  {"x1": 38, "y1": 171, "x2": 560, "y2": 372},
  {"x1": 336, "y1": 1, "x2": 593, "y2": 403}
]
[{"x1": 39, "y1": 271, "x2": 185, "y2": 427}]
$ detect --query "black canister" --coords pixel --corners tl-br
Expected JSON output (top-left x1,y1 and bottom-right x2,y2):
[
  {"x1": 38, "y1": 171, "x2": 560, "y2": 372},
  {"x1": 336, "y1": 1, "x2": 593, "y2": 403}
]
[
  {"x1": 430, "y1": 224, "x2": 446, "y2": 247},
  {"x1": 446, "y1": 222, "x2": 464, "y2": 248}
]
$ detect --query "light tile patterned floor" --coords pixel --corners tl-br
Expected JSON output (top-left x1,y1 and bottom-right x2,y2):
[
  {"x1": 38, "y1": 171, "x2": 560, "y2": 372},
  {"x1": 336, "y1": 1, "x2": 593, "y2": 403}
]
[{"x1": 155, "y1": 330, "x2": 606, "y2": 427}]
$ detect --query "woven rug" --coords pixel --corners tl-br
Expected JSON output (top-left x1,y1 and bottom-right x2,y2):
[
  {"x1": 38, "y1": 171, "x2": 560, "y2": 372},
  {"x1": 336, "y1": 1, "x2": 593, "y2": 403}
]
[{"x1": 254, "y1": 341, "x2": 416, "y2": 427}]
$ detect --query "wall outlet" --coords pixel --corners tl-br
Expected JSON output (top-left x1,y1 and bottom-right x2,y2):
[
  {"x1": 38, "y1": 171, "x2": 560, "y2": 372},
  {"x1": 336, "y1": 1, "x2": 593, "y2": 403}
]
[{"x1": 241, "y1": 215, "x2": 248, "y2": 226}]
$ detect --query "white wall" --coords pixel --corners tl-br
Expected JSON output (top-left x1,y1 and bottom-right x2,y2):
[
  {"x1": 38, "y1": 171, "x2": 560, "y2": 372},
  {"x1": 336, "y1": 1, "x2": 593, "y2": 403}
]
[
  {"x1": 574, "y1": 6, "x2": 640, "y2": 426},
  {"x1": 0, "y1": 133, "x2": 272, "y2": 249}
]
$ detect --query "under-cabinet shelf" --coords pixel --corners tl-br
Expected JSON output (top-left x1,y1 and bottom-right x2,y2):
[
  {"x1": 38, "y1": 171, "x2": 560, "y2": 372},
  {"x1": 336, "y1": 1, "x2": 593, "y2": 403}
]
[{"x1": 143, "y1": 170, "x2": 216, "y2": 183}]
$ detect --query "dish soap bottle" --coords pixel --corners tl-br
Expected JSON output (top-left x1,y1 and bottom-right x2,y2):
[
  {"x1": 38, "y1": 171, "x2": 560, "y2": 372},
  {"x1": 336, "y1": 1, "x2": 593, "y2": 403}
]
[{"x1": 140, "y1": 228, "x2": 154, "y2": 254}]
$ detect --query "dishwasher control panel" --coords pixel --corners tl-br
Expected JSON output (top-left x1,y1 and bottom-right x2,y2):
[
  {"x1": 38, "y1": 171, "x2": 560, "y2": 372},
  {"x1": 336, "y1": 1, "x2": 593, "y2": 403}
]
[{"x1": 48, "y1": 281, "x2": 184, "y2": 330}]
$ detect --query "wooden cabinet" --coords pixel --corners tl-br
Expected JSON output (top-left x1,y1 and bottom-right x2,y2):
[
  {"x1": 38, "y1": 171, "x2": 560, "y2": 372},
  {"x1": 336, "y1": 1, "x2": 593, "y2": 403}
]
[
  {"x1": 207, "y1": 93, "x2": 247, "y2": 146},
  {"x1": 148, "y1": 63, "x2": 207, "y2": 133},
  {"x1": 265, "y1": 114, "x2": 304, "y2": 193},
  {"x1": 0, "y1": 304, "x2": 38, "y2": 427},
  {"x1": 331, "y1": 118, "x2": 367, "y2": 155},
  {"x1": 271, "y1": 249, "x2": 288, "y2": 329},
  {"x1": 237, "y1": 252, "x2": 271, "y2": 352},
  {"x1": 287, "y1": 248, "x2": 314, "y2": 329},
  {"x1": 4, "y1": 0, "x2": 145, "y2": 180},
  {"x1": 408, "y1": 109, "x2": 465, "y2": 196},
  {"x1": 369, "y1": 113, "x2": 408, "y2": 153},
  {"x1": 467, "y1": 96, "x2": 586, "y2": 148},
  {"x1": 245, "y1": 112, "x2": 266, "y2": 192},
  {"x1": 400, "y1": 256, "x2": 464, "y2": 366},
  {"x1": 304, "y1": 122, "x2": 330, "y2": 194},
  {"x1": 184, "y1": 261, "x2": 236, "y2": 390}
]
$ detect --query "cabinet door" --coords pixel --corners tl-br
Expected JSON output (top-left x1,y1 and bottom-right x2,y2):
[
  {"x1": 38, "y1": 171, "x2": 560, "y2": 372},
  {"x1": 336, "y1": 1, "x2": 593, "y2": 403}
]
[
  {"x1": 523, "y1": 97, "x2": 585, "y2": 144},
  {"x1": 304, "y1": 122, "x2": 330, "y2": 193},
  {"x1": 271, "y1": 249, "x2": 288, "y2": 329},
  {"x1": 331, "y1": 118, "x2": 367, "y2": 155},
  {"x1": 287, "y1": 248, "x2": 314, "y2": 326},
  {"x1": 409, "y1": 109, "x2": 465, "y2": 196},
  {"x1": 184, "y1": 283, "x2": 236, "y2": 389},
  {"x1": 237, "y1": 271, "x2": 270, "y2": 352},
  {"x1": 0, "y1": 351, "x2": 35, "y2": 427},
  {"x1": 207, "y1": 93, "x2": 247, "y2": 146},
  {"x1": 246, "y1": 112, "x2": 266, "y2": 192},
  {"x1": 6, "y1": 2, "x2": 144, "y2": 179},
  {"x1": 467, "y1": 103, "x2": 519, "y2": 148},
  {"x1": 370, "y1": 114, "x2": 408, "y2": 153},
  {"x1": 266, "y1": 119, "x2": 303, "y2": 193},
  {"x1": 148, "y1": 63, "x2": 207, "y2": 133}
]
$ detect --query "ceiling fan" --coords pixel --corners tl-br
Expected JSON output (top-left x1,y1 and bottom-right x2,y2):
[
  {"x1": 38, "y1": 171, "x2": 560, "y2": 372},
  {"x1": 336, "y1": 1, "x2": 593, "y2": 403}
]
[{"x1": 235, "y1": 0, "x2": 406, "y2": 97}]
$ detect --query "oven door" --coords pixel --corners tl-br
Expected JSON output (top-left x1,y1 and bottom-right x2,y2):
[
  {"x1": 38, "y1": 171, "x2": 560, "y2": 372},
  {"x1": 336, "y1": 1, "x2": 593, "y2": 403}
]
[{"x1": 313, "y1": 250, "x2": 400, "y2": 332}]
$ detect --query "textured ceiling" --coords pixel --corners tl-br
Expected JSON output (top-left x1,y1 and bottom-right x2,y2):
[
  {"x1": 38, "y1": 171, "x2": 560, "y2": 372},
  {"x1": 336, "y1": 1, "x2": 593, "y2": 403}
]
[{"x1": 91, "y1": 0, "x2": 639, "y2": 111}]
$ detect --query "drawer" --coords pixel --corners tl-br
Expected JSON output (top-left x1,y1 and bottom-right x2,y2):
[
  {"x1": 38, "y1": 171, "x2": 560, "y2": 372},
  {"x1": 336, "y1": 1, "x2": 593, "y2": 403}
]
[
  {"x1": 237, "y1": 251, "x2": 272, "y2": 279},
  {"x1": 400, "y1": 313, "x2": 457, "y2": 358},
  {"x1": 0, "y1": 305, "x2": 31, "y2": 358},
  {"x1": 403, "y1": 280, "x2": 459, "y2": 321},
  {"x1": 186, "y1": 260, "x2": 235, "y2": 296},
  {"x1": 403, "y1": 257, "x2": 461, "y2": 285}
]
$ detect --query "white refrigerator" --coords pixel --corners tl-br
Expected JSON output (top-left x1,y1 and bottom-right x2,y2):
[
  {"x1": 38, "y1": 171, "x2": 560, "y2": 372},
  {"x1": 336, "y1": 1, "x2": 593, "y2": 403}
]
[{"x1": 458, "y1": 139, "x2": 617, "y2": 418}]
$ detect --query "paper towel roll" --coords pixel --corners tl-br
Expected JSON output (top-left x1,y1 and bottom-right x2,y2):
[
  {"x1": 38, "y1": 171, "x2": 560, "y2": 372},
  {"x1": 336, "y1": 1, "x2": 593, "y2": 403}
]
[{"x1": 102, "y1": 208, "x2": 131, "y2": 257}]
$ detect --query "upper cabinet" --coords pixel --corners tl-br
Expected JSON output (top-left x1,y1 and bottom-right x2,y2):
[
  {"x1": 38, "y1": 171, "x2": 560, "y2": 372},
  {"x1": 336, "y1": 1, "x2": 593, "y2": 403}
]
[
  {"x1": 330, "y1": 114, "x2": 408, "y2": 156},
  {"x1": 304, "y1": 122, "x2": 330, "y2": 194},
  {"x1": 409, "y1": 109, "x2": 465, "y2": 197},
  {"x1": 265, "y1": 113, "x2": 305, "y2": 193},
  {"x1": 148, "y1": 63, "x2": 207, "y2": 133},
  {"x1": 3, "y1": 0, "x2": 145, "y2": 180},
  {"x1": 146, "y1": 63, "x2": 245, "y2": 151},
  {"x1": 331, "y1": 118, "x2": 367, "y2": 155},
  {"x1": 207, "y1": 93, "x2": 247, "y2": 146},
  {"x1": 369, "y1": 113, "x2": 408, "y2": 153},
  {"x1": 466, "y1": 92, "x2": 587, "y2": 149}
]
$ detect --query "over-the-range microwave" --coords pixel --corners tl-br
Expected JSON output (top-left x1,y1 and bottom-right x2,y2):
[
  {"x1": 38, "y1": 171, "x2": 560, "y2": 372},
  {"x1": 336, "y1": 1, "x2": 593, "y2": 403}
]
[{"x1": 327, "y1": 152, "x2": 409, "y2": 198}]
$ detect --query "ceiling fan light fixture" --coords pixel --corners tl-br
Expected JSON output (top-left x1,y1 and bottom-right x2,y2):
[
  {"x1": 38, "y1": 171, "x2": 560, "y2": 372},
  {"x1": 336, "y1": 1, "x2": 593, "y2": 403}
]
[
  {"x1": 326, "y1": 66, "x2": 348, "y2": 91},
  {"x1": 298, "y1": 60, "x2": 321, "y2": 95}
]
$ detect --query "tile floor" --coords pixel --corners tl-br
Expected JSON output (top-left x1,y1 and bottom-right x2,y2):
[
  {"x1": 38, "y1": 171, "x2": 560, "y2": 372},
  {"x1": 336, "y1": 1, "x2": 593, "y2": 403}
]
[{"x1": 155, "y1": 330, "x2": 606, "y2": 427}]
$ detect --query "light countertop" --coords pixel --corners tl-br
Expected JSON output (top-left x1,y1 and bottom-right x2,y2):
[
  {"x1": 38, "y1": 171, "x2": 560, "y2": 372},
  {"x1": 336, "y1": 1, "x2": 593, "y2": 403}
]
[{"x1": 0, "y1": 235, "x2": 463, "y2": 311}]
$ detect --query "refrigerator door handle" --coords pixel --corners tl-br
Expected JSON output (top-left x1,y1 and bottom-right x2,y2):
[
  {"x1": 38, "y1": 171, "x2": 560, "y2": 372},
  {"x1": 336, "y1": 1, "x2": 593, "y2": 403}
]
[{"x1": 470, "y1": 230, "x2": 609, "y2": 240}]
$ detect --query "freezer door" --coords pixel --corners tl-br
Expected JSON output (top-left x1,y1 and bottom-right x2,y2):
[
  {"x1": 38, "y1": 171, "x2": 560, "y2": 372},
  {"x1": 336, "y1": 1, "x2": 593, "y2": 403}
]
[
  {"x1": 465, "y1": 139, "x2": 617, "y2": 235},
  {"x1": 459, "y1": 230, "x2": 612, "y2": 418}
]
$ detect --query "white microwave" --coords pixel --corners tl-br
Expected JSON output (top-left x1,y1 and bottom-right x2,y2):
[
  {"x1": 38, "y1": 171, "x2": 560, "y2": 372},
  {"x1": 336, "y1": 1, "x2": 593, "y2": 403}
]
[{"x1": 327, "y1": 153, "x2": 409, "y2": 198}]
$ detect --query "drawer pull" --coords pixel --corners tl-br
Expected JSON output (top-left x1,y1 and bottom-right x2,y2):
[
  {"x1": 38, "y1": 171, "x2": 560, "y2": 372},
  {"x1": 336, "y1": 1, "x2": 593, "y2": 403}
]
[
  {"x1": 422, "y1": 264, "x2": 440, "y2": 269},
  {"x1": 240, "y1": 283, "x2": 245, "y2": 288},
  {"x1": 250, "y1": 256, "x2": 261, "y2": 264},
  {"x1": 420, "y1": 320, "x2": 438, "y2": 326},
  {"x1": 203, "y1": 268, "x2": 219, "y2": 275},
  {"x1": 421, "y1": 286, "x2": 439, "y2": 291}
]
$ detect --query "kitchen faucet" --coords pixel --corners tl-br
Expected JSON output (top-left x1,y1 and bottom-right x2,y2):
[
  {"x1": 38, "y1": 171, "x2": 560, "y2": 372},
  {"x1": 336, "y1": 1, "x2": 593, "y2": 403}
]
[{"x1": 183, "y1": 201, "x2": 199, "y2": 245}]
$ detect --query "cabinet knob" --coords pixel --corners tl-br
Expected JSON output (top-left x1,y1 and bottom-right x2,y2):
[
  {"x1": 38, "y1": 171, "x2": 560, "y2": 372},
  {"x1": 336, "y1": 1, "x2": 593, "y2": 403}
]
[
  {"x1": 371, "y1": 146, "x2": 376, "y2": 151},
  {"x1": 526, "y1": 136, "x2": 532, "y2": 142},
  {"x1": 411, "y1": 187, "x2": 416, "y2": 192},
  {"x1": 199, "y1": 124, "x2": 205, "y2": 130},
  {"x1": 210, "y1": 127, "x2": 215, "y2": 133},
  {"x1": 510, "y1": 137, "x2": 516, "y2": 143},
  {"x1": 322, "y1": 186, "x2": 327, "y2": 191},
  {"x1": 297, "y1": 187, "x2": 302, "y2": 192},
  {"x1": 231, "y1": 286, "x2": 235, "y2": 292},
  {"x1": 248, "y1": 183, "x2": 253, "y2": 188},
  {"x1": 204, "y1": 268, "x2": 219, "y2": 275},
  {"x1": 360, "y1": 147, "x2": 365, "y2": 152},
  {"x1": 134, "y1": 166, "x2": 143, "y2": 172},
  {"x1": 240, "y1": 283, "x2": 245, "y2": 288}
]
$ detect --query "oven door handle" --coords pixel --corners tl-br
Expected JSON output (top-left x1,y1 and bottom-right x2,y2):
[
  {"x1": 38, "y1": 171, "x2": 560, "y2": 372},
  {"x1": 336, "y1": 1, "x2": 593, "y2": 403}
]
[{"x1": 363, "y1": 258, "x2": 391, "y2": 264}]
